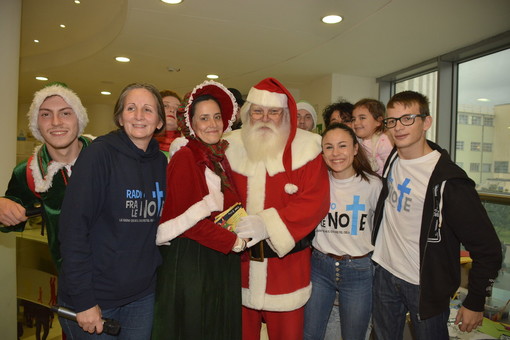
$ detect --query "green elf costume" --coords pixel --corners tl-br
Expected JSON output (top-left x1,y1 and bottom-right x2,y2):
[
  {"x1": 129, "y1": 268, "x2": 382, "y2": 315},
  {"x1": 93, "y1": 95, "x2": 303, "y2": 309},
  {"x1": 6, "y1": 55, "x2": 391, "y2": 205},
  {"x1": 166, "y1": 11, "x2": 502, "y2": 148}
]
[{"x1": 1, "y1": 84, "x2": 91, "y2": 272}]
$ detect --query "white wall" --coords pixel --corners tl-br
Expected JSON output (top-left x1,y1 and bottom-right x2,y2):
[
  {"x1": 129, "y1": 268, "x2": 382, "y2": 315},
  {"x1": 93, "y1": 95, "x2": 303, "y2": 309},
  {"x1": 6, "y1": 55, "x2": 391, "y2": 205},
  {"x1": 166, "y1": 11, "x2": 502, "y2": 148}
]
[{"x1": 0, "y1": 0, "x2": 21, "y2": 338}]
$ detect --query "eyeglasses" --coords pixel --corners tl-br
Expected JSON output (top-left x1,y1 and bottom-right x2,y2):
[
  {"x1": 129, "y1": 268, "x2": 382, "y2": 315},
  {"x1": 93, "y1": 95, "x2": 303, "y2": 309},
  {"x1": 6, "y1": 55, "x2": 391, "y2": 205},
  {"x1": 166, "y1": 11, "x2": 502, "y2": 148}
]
[
  {"x1": 383, "y1": 114, "x2": 428, "y2": 128},
  {"x1": 250, "y1": 107, "x2": 283, "y2": 119}
]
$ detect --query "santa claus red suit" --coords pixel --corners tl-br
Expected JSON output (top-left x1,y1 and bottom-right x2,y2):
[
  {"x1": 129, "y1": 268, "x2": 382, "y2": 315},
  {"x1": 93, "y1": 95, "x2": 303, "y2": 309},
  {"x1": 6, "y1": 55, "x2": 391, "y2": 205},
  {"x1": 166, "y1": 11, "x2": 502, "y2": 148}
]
[{"x1": 224, "y1": 78, "x2": 329, "y2": 340}]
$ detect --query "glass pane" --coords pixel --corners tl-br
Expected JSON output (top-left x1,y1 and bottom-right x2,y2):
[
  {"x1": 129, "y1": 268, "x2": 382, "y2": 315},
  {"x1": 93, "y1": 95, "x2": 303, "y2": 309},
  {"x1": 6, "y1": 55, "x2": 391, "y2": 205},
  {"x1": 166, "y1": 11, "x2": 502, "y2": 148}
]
[
  {"x1": 456, "y1": 49, "x2": 510, "y2": 195},
  {"x1": 395, "y1": 71, "x2": 438, "y2": 142}
]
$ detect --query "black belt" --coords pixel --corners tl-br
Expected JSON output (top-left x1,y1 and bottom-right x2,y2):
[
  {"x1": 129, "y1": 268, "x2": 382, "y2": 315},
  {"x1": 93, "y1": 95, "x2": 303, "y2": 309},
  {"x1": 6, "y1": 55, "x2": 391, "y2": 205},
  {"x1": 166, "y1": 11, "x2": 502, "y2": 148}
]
[
  {"x1": 249, "y1": 237, "x2": 311, "y2": 262},
  {"x1": 326, "y1": 252, "x2": 370, "y2": 261}
]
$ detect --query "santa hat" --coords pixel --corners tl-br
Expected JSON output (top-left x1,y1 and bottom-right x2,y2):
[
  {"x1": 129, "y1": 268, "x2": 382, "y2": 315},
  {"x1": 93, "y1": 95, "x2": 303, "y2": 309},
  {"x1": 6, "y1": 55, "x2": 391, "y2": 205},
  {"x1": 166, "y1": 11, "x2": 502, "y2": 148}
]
[
  {"x1": 297, "y1": 101, "x2": 317, "y2": 129},
  {"x1": 179, "y1": 80, "x2": 238, "y2": 138},
  {"x1": 246, "y1": 77, "x2": 298, "y2": 194},
  {"x1": 27, "y1": 83, "x2": 88, "y2": 142}
]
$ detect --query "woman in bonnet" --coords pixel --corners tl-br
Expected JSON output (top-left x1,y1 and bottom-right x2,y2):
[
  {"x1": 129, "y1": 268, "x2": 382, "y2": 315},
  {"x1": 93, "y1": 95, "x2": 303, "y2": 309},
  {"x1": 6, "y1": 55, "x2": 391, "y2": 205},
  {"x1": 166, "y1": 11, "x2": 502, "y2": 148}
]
[{"x1": 152, "y1": 80, "x2": 246, "y2": 340}]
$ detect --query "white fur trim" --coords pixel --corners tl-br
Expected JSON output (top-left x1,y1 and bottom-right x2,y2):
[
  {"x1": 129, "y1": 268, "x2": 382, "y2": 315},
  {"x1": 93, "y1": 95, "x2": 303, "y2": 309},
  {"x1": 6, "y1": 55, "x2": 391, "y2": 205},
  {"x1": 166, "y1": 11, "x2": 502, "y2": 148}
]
[
  {"x1": 242, "y1": 259, "x2": 312, "y2": 311},
  {"x1": 168, "y1": 137, "x2": 189, "y2": 158},
  {"x1": 28, "y1": 85, "x2": 88, "y2": 142},
  {"x1": 246, "y1": 87, "x2": 287, "y2": 108},
  {"x1": 259, "y1": 208, "x2": 295, "y2": 257},
  {"x1": 284, "y1": 183, "x2": 298, "y2": 194},
  {"x1": 183, "y1": 80, "x2": 238, "y2": 136},
  {"x1": 156, "y1": 167, "x2": 223, "y2": 245},
  {"x1": 30, "y1": 144, "x2": 74, "y2": 193}
]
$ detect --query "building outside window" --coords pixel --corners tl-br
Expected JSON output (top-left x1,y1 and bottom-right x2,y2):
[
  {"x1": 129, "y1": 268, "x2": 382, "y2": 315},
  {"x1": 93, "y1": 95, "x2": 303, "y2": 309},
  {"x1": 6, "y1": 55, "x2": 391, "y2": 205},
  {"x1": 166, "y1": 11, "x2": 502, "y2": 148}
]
[
  {"x1": 482, "y1": 163, "x2": 492, "y2": 173},
  {"x1": 484, "y1": 117, "x2": 494, "y2": 126},
  {"x1": 456, "y1": 141, "x2": 464, "y2": 151},
  {"x1": 495, "y1": 161, "x2": 509, "y2": 174},
  {"x1": 470, "y1": 163, "x2": 480, "y2": 172},
  {"x1": 458, "y1": 114, "x2": 469, "y2": 125},
  {"x1": 471, "y1": 116, "x2": 482, "y2": 125},
  {"x1": 471, "y1": 142, "x2": 481, "y2": 151},
  {"x1": 483, "y1": 143, "x2": 493, "y2": 152}
]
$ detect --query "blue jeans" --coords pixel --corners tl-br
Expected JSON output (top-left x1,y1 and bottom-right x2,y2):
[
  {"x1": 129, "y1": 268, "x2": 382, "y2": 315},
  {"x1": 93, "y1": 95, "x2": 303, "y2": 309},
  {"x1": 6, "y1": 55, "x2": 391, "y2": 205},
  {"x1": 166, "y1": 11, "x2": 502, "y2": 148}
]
[
  {"x1": 59, "y1": 293, "x2": 155, "y2": 340},
  {"x1": 372, "y1": 265, "x2": 450, "y2": 340},
  {"x1": 304, "y1": 249, "x2": 373, "y2": 340}
]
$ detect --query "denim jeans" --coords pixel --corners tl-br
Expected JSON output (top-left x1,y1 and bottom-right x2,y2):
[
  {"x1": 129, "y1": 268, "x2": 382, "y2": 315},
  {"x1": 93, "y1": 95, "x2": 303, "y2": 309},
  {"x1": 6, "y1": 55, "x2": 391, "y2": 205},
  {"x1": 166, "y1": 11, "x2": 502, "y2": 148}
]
[
  {"x1": 304, "y1": 249, "x2": 373, "y2": 340},
  {"x1": 59, "y1": 293, "x2": 155, "y2": 340},
  {"x1": 372, "y1": 265, "x2": 450, "y2": 340}
]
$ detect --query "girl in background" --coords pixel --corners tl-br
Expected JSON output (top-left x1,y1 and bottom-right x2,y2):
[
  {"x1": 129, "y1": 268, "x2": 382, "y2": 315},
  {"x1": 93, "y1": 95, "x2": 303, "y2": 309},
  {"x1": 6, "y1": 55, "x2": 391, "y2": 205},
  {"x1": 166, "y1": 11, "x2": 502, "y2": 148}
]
[
  {"x1": 352, "y1": 98, "x2": 393, "y2": 175},
  {"x1": 304, "y1": 123, "x2": 382, "y2": 340}
]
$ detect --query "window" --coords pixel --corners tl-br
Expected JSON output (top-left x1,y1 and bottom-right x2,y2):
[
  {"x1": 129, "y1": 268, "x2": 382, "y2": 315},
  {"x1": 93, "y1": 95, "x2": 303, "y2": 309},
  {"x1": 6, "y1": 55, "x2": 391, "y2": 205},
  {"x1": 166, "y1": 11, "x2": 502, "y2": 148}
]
[
  {"x1": 483, "y1": 143, "x2": 493, "y2": 152},
  {"x1": 495, "y1": 161, "x2": 509, "y2": 174},
  {"x1": 471, "y1": 116, "x2": 482, "y2": 125},
  {"x1": 458, "y1": 114, "x2": 468, "y2": 125},
  {"x1": 470, "y1": 163, "x2": 480, "y2": 172},
  {"x1": 456, "y1": 141, "x2": 464, "y2": 151},
  {"x1": 482, "y1": 163, "x2": 492, "y2": 173},
  {"x1": 456, "y1": 162, "x2": 464, "y2": 169},
  {"x1": 470, "y1": 142, "x2": 481, "y2": 151},
  {"x1": 484, "y1": 117, "x2": 494, "y2": 126}
]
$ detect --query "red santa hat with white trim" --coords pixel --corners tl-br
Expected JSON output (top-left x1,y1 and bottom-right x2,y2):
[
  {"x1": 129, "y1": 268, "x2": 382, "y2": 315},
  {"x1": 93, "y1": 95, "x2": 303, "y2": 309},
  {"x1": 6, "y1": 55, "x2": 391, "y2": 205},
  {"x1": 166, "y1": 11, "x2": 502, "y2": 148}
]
[{"x1": 245, "y1": 77, "x2": 298, "y2": 194}]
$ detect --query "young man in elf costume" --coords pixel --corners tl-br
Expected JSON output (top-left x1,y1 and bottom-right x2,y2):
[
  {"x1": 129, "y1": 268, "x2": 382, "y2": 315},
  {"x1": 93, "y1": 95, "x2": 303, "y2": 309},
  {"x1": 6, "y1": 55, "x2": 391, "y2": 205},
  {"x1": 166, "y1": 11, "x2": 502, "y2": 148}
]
[
  {"x1": 0, "y1": 83, "x2": 92, "y2": 272},
  {"x1": 225, "y1": 77, "x2": 330, "y2": 340}
]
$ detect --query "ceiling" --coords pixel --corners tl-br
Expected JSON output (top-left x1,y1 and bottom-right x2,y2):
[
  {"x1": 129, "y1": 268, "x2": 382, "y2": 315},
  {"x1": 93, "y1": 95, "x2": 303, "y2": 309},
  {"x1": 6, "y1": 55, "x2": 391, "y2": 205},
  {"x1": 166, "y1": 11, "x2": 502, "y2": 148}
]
[{"x1": 18, "y1": 0, "x2": 510, "y2": 106}]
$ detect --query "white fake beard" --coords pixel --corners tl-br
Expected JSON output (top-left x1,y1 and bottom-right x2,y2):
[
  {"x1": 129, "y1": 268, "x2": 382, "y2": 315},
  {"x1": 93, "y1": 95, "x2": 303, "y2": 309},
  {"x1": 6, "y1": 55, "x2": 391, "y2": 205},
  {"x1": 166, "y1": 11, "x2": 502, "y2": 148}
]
[{"x1": 241, "y1": 118, "x2": 290, "y2": 162}]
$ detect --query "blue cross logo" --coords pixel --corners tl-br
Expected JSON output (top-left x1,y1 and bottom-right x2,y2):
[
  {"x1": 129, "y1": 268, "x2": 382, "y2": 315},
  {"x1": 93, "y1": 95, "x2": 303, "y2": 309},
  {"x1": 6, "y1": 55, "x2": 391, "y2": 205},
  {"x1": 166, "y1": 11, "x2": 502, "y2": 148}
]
[
  {"x1": 397, "y1": 178, "x2": 411, "y2": 212},
  {"x1": 346, "y1": 195, "x2": 365, "y2": 235},
  {"x1": 152, "y1": 182, "x2": 164, "y2": 214}
]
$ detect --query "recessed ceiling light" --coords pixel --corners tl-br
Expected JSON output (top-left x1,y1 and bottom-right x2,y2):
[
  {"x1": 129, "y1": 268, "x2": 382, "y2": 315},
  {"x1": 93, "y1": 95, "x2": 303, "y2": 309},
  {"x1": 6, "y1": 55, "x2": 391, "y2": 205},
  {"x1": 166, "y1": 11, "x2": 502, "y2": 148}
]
[
  {"x1": 206, "y1": 74, "x2": 219, "y2": 79},
  {"x1": 34, "y1": 39, "x2": 39, "y2": 43},
  {"x1": 322, "y1": 15, "x2": 342, "y2": 24},
  {"x1": 60, "y1": 24, "x2": 66, "y2": 28},
  {"x1": 36, "y1": 76, "x2": 48, "y2": 81},
  {"x1": 161, "y1": 0, "x2": 183, "y2": 4},
  {"x1": 115, "y1": 56, "x2": 130, "y2": 63},
  {"x1": 101, "y1": 91, "x2": 112, "y2": 95},
  {"x1": 74, "y1": 0, "x2": 81, "y2": 3},
  {"x1": 477, "y1": 98, "x2": 490, "y2": 102}
]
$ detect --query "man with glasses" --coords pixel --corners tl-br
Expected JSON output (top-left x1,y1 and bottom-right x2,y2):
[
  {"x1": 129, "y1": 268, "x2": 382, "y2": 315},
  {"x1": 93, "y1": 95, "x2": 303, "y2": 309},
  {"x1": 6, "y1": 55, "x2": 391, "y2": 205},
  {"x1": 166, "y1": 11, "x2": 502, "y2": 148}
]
[
  {"x1": 371, "y1": 90, "x2": 502, "y2": 339},
  {"x1": 225, "y1": 77, "x2": 329, "y2": 340}
]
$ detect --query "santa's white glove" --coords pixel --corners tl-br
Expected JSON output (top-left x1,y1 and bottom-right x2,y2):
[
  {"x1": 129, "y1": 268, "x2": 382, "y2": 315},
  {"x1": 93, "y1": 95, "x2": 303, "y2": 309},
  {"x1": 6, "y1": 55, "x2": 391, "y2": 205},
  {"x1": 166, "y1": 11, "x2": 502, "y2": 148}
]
[{"x1": 236, "y1": 215, "x2": 269, "y2": 248}]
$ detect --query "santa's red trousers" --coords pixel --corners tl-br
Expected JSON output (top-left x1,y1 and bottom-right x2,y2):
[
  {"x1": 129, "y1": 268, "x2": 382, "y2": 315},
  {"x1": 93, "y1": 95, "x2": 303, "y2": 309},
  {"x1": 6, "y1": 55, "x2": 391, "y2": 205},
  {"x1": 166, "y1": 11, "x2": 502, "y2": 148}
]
[{"x1": 242, "y1": 306, "x2": 304, "y2": 340}]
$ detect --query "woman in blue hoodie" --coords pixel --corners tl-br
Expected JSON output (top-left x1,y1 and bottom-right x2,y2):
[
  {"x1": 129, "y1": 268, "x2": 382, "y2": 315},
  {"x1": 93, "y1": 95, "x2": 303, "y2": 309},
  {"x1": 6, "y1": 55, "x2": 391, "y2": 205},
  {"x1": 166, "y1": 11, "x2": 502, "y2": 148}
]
[{"x1": 58, "y1": 83, "x2": 167, "y2": 339}]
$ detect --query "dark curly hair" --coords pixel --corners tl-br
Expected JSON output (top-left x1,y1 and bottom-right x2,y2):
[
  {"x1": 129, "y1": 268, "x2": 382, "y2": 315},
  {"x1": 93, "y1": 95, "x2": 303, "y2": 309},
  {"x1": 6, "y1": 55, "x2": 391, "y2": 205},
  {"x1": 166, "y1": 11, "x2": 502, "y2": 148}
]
[{"x1": 322, "y1": 100, "x2": 354, "y2": 127}]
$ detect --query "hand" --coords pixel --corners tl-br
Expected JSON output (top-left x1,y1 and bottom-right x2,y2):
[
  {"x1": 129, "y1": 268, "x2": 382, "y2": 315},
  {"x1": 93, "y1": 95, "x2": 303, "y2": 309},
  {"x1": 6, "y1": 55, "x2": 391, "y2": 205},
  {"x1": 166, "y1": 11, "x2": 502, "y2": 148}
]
[
  {"x1": 236, "y1": 215, "x2": 268, "y2": 248},
  {"x1": 454, "y1": 306, "x2": 483, "y2": 332},
  {"x1": 76, "y1": 305, "x2": 103, "y2": 334},
  {"x1": 0, "y1": 198, "x2": 27, "y2": 226},
  {"x1": 232, "y1": 237, "x2": 248, "y2": 253}
]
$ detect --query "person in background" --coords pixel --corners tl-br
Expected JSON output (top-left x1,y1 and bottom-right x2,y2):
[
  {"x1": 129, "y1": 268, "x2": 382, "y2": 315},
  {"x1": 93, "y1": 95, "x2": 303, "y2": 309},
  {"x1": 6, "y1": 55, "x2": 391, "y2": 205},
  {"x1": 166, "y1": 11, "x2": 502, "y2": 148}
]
[
  {"x1": 228, "y1": 87, "x2": 245, "y2": 130},
  {"x1": 152, "y1": 80, "x2": 246, "y2": 340},
  {"x1": 304, "y1": 123, "x2": 381, "y2": 340},
  {"x1": 58, "y1": 83, "x2": 167, "y2": 339},
  {"x1": 225, "y1": 77, "x2": 330, "y2": 340},
  {"x1": 372, "y1": 90, "x2": 502, "y2": 340},
  {"x1": 297, "y1": 101, "x2": 317, "y2": 132},
  {"x1": 352, "y1": 98, "x2": 393, "y2": 176},
  {"x1": 322, "y1": 100, "x2": 354, "y2": 128},
  {"x1": 155, "y1": 89, "x2": 182, "y2": 156},
  {"x1": 0, "y1": 83, "x2": 91, "y2": 272}
]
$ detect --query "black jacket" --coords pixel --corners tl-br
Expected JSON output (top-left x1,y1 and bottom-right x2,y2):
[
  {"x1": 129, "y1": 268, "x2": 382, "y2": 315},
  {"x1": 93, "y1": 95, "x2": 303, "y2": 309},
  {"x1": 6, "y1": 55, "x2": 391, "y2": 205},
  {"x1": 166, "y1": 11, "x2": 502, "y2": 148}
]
[
  {"x1": 372, "y1": 140, "x2": 502, "y2": 319},
  {"x1": 59, "y1": 130, "x2": 166, "y2": 312}
]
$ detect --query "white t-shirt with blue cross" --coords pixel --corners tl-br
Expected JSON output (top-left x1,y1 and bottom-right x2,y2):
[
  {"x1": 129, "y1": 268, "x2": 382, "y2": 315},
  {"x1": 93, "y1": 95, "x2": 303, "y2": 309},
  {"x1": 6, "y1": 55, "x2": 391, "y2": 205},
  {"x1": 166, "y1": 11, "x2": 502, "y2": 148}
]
[{"x1": 373, "y1": 150, "x2": 441, "y2": 285}]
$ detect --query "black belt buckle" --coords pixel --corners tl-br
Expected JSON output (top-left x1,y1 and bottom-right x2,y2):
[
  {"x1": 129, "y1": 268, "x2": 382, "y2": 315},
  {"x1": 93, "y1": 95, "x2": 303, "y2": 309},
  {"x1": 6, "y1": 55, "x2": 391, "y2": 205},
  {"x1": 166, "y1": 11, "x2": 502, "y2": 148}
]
[{"x1": 249, "y1": 241, "x2": 265, "y2": 262}]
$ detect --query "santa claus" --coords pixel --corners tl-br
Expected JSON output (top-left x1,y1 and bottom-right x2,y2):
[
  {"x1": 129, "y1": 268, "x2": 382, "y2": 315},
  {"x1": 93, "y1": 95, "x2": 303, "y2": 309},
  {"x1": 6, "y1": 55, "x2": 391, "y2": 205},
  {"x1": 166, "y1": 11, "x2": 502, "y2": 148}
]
[{"x1": 225, "y1": 78, "x2": 329, "y2": 340}]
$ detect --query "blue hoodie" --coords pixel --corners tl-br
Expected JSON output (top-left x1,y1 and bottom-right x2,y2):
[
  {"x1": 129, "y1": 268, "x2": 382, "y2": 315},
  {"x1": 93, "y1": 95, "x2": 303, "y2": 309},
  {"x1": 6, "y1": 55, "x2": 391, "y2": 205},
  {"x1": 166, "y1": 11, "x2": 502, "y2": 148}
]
[{"x1": 58, "y1": 129, "x2": 166, "y2": 312}]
